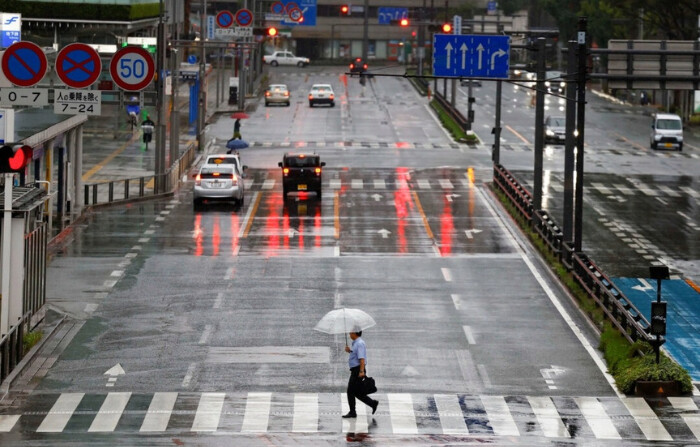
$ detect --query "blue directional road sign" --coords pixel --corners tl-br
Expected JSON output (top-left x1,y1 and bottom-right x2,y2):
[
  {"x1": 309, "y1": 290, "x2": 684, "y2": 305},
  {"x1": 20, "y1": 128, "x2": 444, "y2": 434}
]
[
  {"x1": 378, "y1": 7, "x2": 408, "y2": 25},
  {"x1": 433, "y1": 34, "x2": 510, "y2": 79},
  {"x1": 281, "y1": 0, "x2": 316, "y2": 26}
]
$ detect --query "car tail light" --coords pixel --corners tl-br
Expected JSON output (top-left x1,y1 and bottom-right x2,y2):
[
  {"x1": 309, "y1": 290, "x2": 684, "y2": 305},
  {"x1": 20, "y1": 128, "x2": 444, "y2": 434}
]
[
  {"x1": 356, "y1": 57, "x2": 361, "y2": 62},
  {"x1": 315, "y1": 167, "x2": 321, "y2": 175},
  {"x1": 284, "y1": 91, "x2": 289, "y2": 97},
  {"x1": 195, "y1": 174, "x2": 201, "y2": 185},
  {"x1": 349, "y1": 63, "x2": 353, "y2": 69},
  {"x1": 213, "y1": 172, "x2": 220, "y2": 177},
  {"x1": 231, "y1": 174, "x2": 238, "y2": 184},
  {"x1": 329, "y1": 93, "x2": 334, "y2": 100},
  {"x1": 265, "y1": 91, "x2": 271, "y2": 97},
  {"x1": 308, "y1": 94, "x2": 313, "y2": 100},
  {"x1": 363, "y1": 64, "x2": 368, "y2": 70},
  {"x1": 283, "y1": 167, "x2": 289, "y2": 175}
]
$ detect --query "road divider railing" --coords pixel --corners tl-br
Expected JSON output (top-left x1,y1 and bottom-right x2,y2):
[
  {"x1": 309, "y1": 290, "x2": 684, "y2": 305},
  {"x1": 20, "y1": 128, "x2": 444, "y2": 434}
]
[
  {"x1": 493, "y1": 164, "x2": 533, "y2": 221},
  {"x1": 493, "y1": 164, "x2": 652, "y2": 346},
  {"x1": 84, "y1": 142, "x2": 197, "y2": 206},
  {"x1": 571, "y1": 252, "x2": 652, "y2": 344},
  {"x1": 433, "y1": 91, "x2": 470, "y2": 132},
  {"x1": 0, "y1": 312, "x2": 29, "y2": 384}
]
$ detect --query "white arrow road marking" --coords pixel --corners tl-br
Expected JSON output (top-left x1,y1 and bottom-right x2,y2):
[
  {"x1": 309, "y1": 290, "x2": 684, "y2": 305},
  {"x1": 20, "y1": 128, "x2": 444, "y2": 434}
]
[
  {"x1": 378, "y1": 228, "x2": 391, "y2": 238},
  {"x1": 371, "y1": 193, "x2": 383, "y2": 201},
  {"x1": 632, "y1": 278, "x2": 654, "y2": 292},
  {"x1": 401, "y1": 365, "x2": 421, "y2": 376},
  {"x1": 287, "y1": 229, "x2": 299, "y2": 238},
  {"x1": 460, "y1": 43, "x2": 468, "y2": 69},
  {"x1": 476, "y1": 44, "x2": 485, "y2": 69},
  {"x1": 446, "y1": 194, "x2": 460, "y2": 202},
  {"x1": 490, "y1": 48, "x2": 506, "y2": 70},
  {"x1": 445, "y1": 42, "x2": 454, "y2": 69},
  {"x1": 464, "y1": 228, "x2": 483, "y2": 239},
  {"x1": 104, "y1": 363, "x2": 125, "y2": 387}
]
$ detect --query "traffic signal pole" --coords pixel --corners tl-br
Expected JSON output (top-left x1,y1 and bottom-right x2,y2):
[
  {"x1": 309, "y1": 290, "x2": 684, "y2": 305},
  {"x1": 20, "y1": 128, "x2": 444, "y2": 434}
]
[
  {"x1": 198, "y1": 0, "x2": 208, "y2": 153},
  {"x1": 1, "y1": 173, "x2": 12, "y2": 336},
  {"x1": 155, "y1": 0, "x2": 166, "y2": 193}
]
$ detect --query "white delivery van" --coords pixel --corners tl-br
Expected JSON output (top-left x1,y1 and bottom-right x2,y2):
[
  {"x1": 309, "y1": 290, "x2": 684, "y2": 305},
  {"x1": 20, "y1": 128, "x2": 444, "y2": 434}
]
[{"x1": 650, "y1": 113, "x2": 683, "y2": 151}]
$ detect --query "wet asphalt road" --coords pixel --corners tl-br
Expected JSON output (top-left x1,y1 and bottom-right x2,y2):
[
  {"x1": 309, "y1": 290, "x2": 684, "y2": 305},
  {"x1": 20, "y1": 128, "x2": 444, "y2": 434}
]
[{"x1": 0, "y1": 65, "x2": 699, "y2": 445}]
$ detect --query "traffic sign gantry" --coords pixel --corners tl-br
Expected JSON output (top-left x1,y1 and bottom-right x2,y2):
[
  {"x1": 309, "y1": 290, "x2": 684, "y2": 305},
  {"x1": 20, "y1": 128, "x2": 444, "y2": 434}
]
[
  {"x1": 55, "y1": 43, "x2": 101, "y2": 88},
  {"x1": 216, "y1": 10, "x2": 235, "y2": 28},
  {"x1": 433, "y1": 34, "x2": 510, "y2": 79},
  {"x1": 235, "y1": 9, "x2": 253, "y2": 27},
  {"x1": 1, "y1": 41, "x2": 48, "y2": 87},
  {"x1": 110, "y1": 46, "x2": 155, "y2": 91}
]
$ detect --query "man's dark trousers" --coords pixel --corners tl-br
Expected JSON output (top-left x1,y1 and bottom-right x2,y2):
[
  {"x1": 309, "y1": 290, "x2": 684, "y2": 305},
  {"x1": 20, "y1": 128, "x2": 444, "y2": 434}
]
[{"x1": 347, "y1": 366, "x2": 376, "y2": 412}]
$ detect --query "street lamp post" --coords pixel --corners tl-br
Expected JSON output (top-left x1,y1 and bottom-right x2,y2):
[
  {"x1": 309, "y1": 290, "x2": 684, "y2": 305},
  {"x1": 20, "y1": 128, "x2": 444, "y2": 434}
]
[
  {"x1": 155, "y1": 0, "x2": 166, "y2": 193},
  {"x1": 198, "y1": 0, "x2": 207, "y2": 152}
]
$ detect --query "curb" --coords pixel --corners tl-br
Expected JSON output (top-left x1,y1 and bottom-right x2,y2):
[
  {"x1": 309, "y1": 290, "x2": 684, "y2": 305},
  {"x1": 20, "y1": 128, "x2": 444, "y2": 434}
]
[{"x1": 0, "y1": 314, "x2": 66, "y2": 402}]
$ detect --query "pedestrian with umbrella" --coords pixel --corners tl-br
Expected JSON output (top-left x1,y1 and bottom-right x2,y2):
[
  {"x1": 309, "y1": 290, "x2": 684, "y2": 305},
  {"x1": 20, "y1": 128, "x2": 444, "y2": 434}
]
[{"x1": 314, "y1": 308, "x2": 379, "y2": 419}]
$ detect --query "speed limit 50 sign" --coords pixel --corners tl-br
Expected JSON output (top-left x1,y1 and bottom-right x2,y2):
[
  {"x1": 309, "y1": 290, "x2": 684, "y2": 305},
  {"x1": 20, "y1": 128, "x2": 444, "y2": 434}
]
[{"x1": 110, "y1": 46, "x2": 155, "y2": 91}]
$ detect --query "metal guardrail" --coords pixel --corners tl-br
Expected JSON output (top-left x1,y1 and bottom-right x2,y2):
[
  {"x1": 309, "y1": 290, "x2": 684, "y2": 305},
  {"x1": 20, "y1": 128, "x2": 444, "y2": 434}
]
[
  {"x1": 493, "y1": 164, "x2": 652, "y2": 346},
  {"x1": 433, "y1": 92, "x2": 470, "y2": 132},
  {"x1": 23, "y1": 224, "x2": 47, "y2": 320},
  {"x1": 533, "y1": 210, "x2": 563, "y2": 256},
  {"x1": 571, "y1": 252, "x2": 652, "y2": 344},
  {"x1": 0, "y1": 312, "x2": 29, "y2": 384},
  {"x1": 493, "y1": 164, "x2": 533, "y2": 221},
  {"x1": 84, "y1": 142, "x2": 197, "y2": 206}
]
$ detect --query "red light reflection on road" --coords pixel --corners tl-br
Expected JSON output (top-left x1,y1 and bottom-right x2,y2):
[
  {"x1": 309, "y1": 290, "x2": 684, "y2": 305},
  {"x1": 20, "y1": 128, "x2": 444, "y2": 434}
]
[
  {"x1": 395, "y1": 142, "x2": 411, "y2": 149},
  {"x1": 394, "y1": 168, "x2": 413, "y2": 254},
  {"x1": 212, "y1": 216, "x2": 220, "y2": 256},
  {"x1": 230, "y1": 214, "x2": 240, "y2": 255},
  {"x1": 315, "y1": 205, "x2": 321, "y2": 248},
  {"x1": 193, "y1": 214, "x2": 203, "y2": 256},
  {"x1": 440, "y1": 197, "x2": 454, "y2": 256},
  {"x1": 264, "y1": 193, "x2": 281, "y2": 256}
]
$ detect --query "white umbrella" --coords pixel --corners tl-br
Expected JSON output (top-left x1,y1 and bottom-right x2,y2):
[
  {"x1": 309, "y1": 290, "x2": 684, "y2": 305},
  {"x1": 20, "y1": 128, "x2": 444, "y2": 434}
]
[{"x1": 314, "y1": 308, "x2": 376, "y2": 344}]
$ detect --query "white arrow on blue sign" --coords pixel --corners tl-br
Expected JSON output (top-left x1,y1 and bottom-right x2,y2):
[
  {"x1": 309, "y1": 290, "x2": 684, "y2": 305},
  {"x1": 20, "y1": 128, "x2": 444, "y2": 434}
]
[{"x1": 433, "y1": 34, "x2": 510, "y2": 79}]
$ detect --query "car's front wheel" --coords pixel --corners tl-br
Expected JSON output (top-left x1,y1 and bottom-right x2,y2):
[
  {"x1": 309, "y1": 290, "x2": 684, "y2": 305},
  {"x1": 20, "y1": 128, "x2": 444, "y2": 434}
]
[
  {"x1": 678, "y1": 143, "x2": 683, "y2": 152},
  {"x1": 650, "y1": 141, "x2": 657, "y2": 150},
  {"x1": 270, "y1": 60, "x2": 279, "y2": 67},
  {"x1": 297, "y1": 61, "x2": 305, "y2": 68},
  {"x1": 330, "y1": 102, "x2": 335, "y2": 108}
]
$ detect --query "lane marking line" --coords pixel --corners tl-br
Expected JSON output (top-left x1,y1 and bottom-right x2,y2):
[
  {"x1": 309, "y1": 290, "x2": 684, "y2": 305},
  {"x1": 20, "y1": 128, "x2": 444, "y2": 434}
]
[
  {"x1": 462, "y1": 325, "x2": 476, "y2": 344},
  {"x1": 334, "y1": 191, "x2": 340, "y2": 239},
  {"x1": 411, "y1": 191, "x2": 434, "y2": 240},
  {"x1": 441, "y1": 267, "x2": 452, "y2": 282},
  {"x1": 181, "y1": 362, "x2": 197, "y2": 388},
  {"x1": 199, "y1": 325, "x2": 212, "y2": 345},
  {"x1": 82, "y1": 134, "x2": 139, "y2": 182},
  {"x1": 505, "y1": 125, "x2": 530, "y2": 145},
  {"x1": 240, "y1": 192, "x2": 261, "y2": 238}
]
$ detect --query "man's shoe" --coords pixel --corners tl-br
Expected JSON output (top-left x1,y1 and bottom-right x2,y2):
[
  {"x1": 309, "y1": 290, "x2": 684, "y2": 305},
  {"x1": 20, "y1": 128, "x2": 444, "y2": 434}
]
[
  {"x1": 342, "y1": 412, "x2": 357, "y2": 418},
  {"x1": 371, "y1": 401, "x2": 379, "y2": 415}
]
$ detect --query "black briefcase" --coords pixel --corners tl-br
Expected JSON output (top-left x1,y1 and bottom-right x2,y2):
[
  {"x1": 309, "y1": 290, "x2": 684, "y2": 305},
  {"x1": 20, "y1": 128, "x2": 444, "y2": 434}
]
[{"x1": 359, "y1": 376, "x2": 377, "y2": 395}]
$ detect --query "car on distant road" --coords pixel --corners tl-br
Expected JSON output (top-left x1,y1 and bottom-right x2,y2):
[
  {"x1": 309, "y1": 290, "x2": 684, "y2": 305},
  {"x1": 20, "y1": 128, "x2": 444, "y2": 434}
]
[
  {"x1": 544, "y1": 116, "x2": 567, "y2": 144},
  {"x1": 265, "y1": 84, "x2": 291, "y2": 107},
  {"x1": 650, "y1": 113, "x2": 683, "y2": 151},
  {"x1": 193, "y1": 163, "x2": 245, "y2": 209},
  {"x1": 278, "y1": 153, "x2": 325, "y2": 199},
  {"x1": 459, "y1": 78, "x2": 482, "y2": 87},
  {"x1": 263, "y1": 51, "x2": 310, "y2": 67},
  {"x1": 349, "y1": 57, "x2": 368, "y2": 75},
  {"x1": 545, "y1": 71, "x2": 566, "y2": 94},
  {"x1": 308, "y1": 84, "x2": 335, "y2": 107}
]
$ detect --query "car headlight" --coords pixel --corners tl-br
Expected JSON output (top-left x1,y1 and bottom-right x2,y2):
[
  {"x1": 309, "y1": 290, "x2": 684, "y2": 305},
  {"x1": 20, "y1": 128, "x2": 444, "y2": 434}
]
[
  {"x1": 546, "y1": 129, "x2": 554, "y2": 136},
  {"x1": 560, "y1": 81, "x2": 566, "y2": 88},
  {"x1": 545, "y1": 81, "x2": 551, "y2": 87}
]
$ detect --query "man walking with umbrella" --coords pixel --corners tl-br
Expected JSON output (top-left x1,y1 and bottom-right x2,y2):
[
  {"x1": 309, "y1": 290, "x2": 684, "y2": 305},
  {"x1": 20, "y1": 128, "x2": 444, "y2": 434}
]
[{"x1": 343, "y1": 330, "x2": 378, "y2": 418}]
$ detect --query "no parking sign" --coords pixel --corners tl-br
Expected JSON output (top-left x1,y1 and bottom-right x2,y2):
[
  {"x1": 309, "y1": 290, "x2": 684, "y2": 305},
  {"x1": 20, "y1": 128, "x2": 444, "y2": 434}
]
[{"x1": 55, "y1": 43, "x2": 101, "y2": 88}]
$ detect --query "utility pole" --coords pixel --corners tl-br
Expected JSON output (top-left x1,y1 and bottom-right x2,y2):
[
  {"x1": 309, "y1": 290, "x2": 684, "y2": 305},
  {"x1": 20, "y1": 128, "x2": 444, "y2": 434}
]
[
  {"x1": 155, "y1": 0, "x2": 167, "y2": 193},
  {"x1": 574, "y1": 17, "x2": 588, "y2": 252},
  {"x1": 563, "y1": 41, "x2": 576, "y2": 244},
  {"x1": 362, "y1": 0, "x2": 369, "y2": 61},
  {"x1": 532, "y1": 37, "x2": 546, "y2": 211},
  {"x1": 198, "y1": 0, "x2": 207, "y2": 152}
]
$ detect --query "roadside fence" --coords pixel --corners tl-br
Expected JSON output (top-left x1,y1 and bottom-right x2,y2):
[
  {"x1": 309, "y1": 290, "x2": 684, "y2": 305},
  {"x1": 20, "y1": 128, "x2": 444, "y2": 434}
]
[
  {"x1": 0, "y1": 312, "x2": 29, "y2": 384},
  {"x1": 493, "y1": 164, "x2": 653, "y2": 345}
]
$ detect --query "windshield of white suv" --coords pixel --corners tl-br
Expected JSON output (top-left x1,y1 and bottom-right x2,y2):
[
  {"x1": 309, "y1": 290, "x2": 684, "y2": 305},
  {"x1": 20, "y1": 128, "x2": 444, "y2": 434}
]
[{"x1": 657, "y1": 119, "x2": 682, "y2": 130}]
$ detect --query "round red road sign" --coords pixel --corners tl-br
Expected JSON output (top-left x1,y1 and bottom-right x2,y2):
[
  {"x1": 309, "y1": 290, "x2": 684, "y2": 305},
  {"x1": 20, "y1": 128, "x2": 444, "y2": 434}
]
[
  {"x1": 1, "y1": 41, "x2": 48, "y2": 87},
  {"x1": 55, "y1": 43, "x2": 101, "y2": 88},
  {"x1": 110, "y1": 46, "x2": 155, "y2": 91}
]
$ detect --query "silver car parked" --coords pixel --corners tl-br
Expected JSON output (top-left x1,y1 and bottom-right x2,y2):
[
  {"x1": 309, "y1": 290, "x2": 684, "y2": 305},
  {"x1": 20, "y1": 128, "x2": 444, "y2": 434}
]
[{"x1": 193, "y1": 164, "x2": 245, "y2": 209}]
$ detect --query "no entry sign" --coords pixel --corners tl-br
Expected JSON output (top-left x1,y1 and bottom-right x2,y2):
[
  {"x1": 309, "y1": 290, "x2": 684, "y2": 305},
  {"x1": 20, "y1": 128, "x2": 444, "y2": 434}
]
[
  {"x1": 110, "y1": 46, "x2": 155, "y2": 91},
  {"x1": 1, "y1": 41, "x2": 48, "y2": 87},
  {"x1": 55, "y1": 43, "x2": 101, "y2": 89}
]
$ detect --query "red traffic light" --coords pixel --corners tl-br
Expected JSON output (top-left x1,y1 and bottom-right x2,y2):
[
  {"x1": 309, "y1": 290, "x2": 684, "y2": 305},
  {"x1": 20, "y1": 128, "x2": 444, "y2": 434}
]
[
  {"x1": 442, "y1": 23, "x2": 452, "y2": 33},
  {"x1": 340, "y1": 4, "x2": 349, "y2": 14},
  {"x1": 268, "y1": 27, "x2": 278, "y2": 37},
  {"x1": 399, "y1": 18, "x2": 409, "y2": 27},
  {"x1": 0, "y1": 145, "x2": 33, "y2": 173}
]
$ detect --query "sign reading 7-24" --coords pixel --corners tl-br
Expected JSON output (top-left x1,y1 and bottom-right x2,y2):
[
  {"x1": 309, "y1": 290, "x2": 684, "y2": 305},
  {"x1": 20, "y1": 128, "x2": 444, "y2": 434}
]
[{"x1": 110, "y1": 46, "x2": 155, "y2": 91}]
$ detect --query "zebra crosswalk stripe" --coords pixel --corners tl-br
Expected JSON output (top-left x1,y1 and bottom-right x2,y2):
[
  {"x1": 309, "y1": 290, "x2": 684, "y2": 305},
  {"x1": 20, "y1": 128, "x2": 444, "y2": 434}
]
[
  {"x1": 669, "y1": 397, "x2": 700, "y2": 440},
  {"x1": 292, "y1": 393, "x2": 318, "y2": 433},
  {"x1": 434, "y1": 394, "x2": 468, "y2": 435},
  {"x1": 140, "y1": 392, "x2": 178, "y2": 432},
  {"x1": 438, "y1": 179, "x2": 454, "y2": 189},
  {"x1": 417, "y1": 179, "x2": 431, "y2": 189},
  {"x1": 88, "y1": 392, "x2": 131, "y2": 432},
  {"x1": 480, "y1": 395, "x2": 519, "y2": 436},
  {"x1": 36, "y1": 393, "x2": 84, "y2": 433},
  {"x1": 574, "y1": 396, "x2": 620, "y2": 439},
  {"x1": 191, "y1": 392, "x2": 225, "y2": 432},
  {"x1": 261, "y1": 179, "x2": 275, "y2": 190},
  {"x1": 528, "y1": 396, "x2": 570, "y2": 438},
  {"x1": 351, "y1": 179, "x2": 363, "y2": 189},
  {"x1": 0, "y1": 415, "x2": 20, "y2": 432},
  {"x1": 329, "y1": 179, "x2": 341, "y2": 189},
  {"x1": 341, "y1": 393, "x2": 368, "y2": 433},
  {"x1": 241, "y1": 392, "x2": 272, "y2": 433},
  {"x1": 387, "y1": 393, "x2": 418, "y2": 434},
  {"x1": 623, "y1": 397, "x2": 673, "y2": 441},
  {"x1": 373, "y1": 179, "x2": 386, "y2": 189}
]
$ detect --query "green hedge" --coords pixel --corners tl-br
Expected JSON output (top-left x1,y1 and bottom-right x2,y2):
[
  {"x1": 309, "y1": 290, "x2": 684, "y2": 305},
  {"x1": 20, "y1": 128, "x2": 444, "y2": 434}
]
[{"x1": 10, "y1": 1, "x2": 160, "y2": 21}]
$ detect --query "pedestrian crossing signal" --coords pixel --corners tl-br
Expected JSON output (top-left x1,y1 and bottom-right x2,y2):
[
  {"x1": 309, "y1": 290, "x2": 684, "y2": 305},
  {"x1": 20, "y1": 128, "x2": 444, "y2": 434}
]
[{"x1": 0, "y1": 145, "x2": 33, "y2": 173}]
